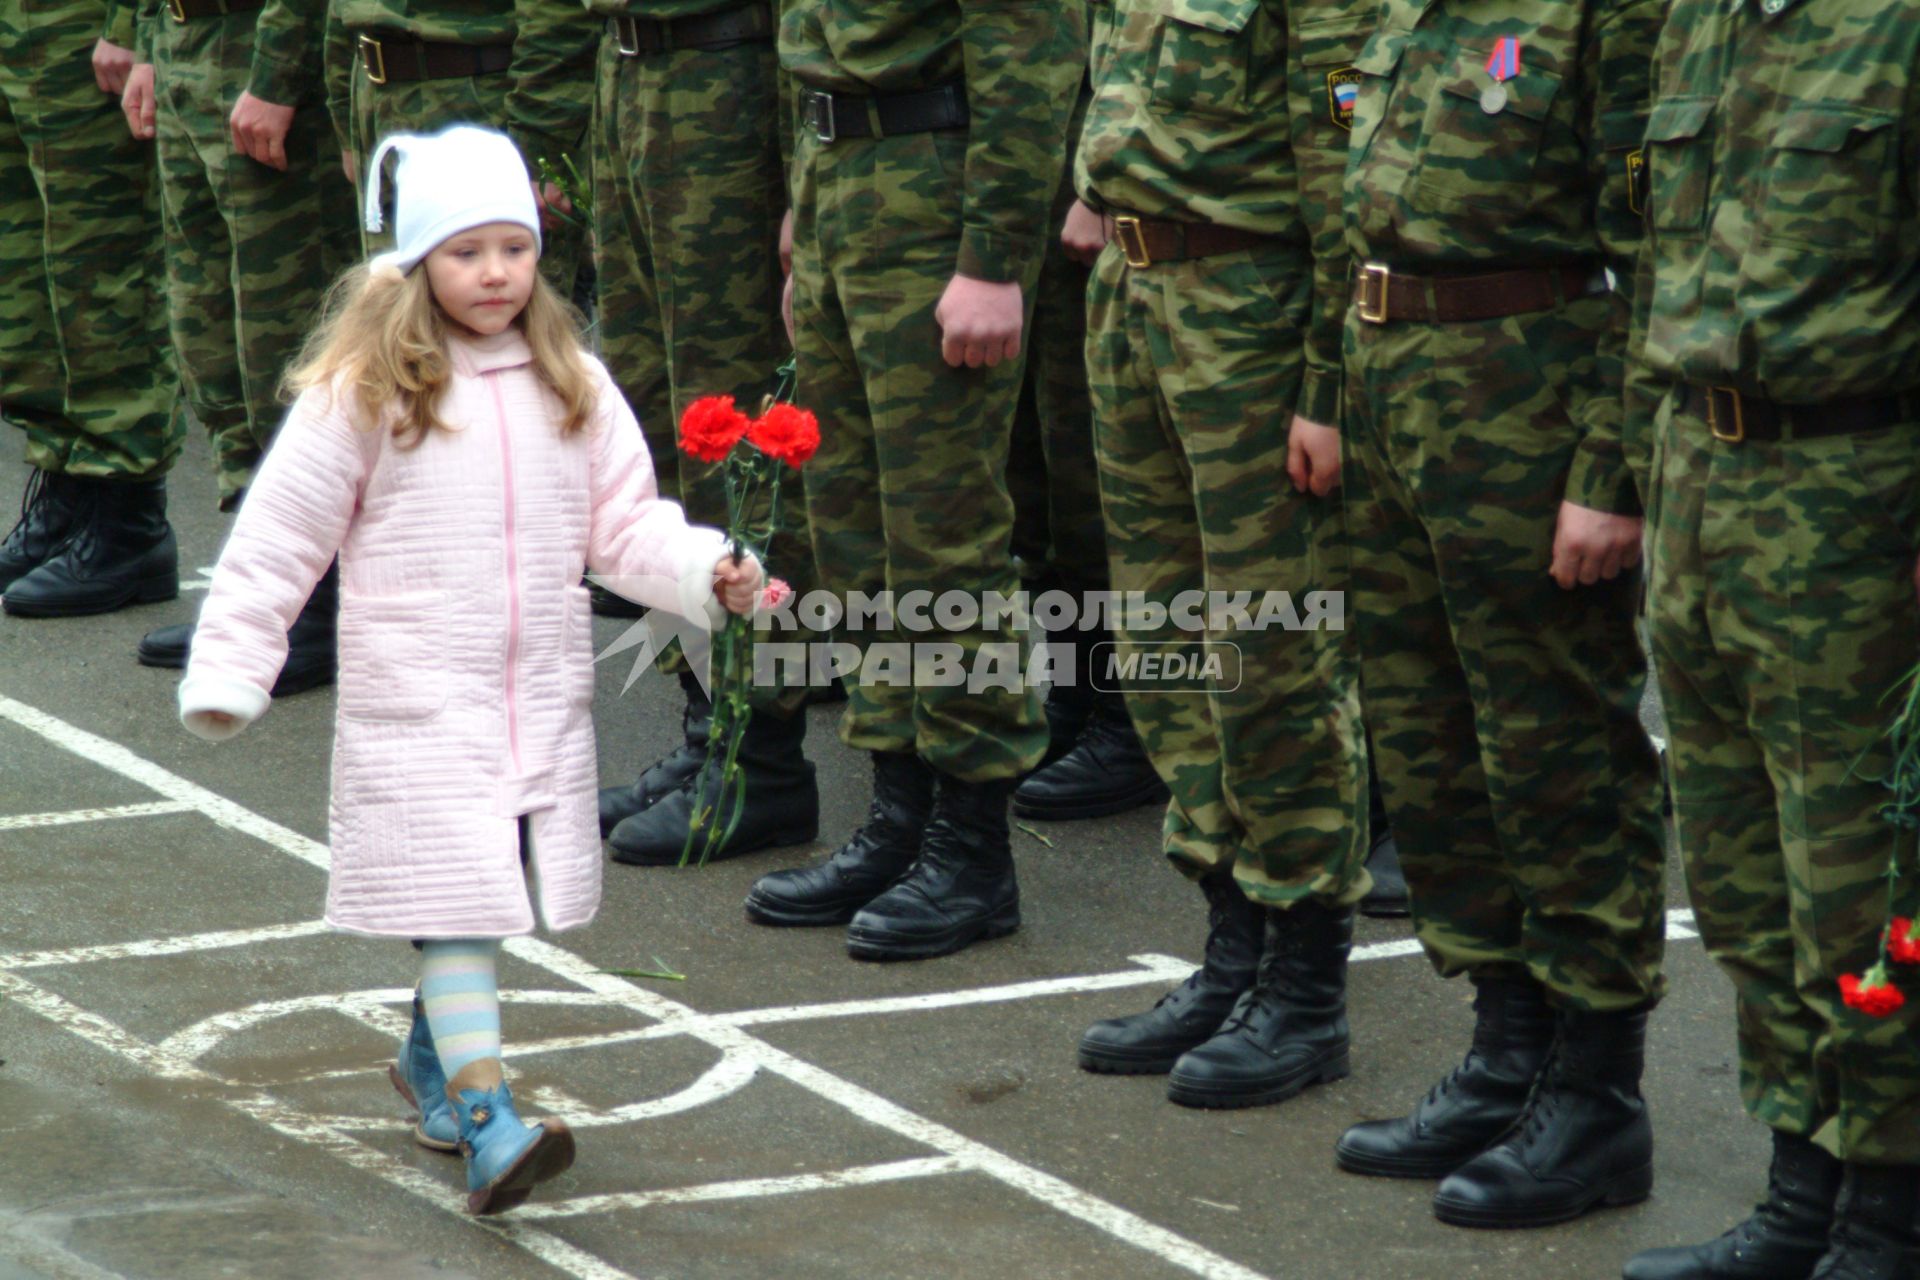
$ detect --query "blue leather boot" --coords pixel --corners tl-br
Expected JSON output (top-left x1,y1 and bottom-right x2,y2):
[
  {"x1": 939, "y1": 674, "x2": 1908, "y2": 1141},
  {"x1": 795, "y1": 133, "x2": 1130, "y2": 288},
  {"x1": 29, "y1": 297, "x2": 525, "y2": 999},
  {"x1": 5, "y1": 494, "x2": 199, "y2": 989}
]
[
  {"x1": 386, "y1": 988, "x2": 458, "y2": 1153},
  {"x1": 446, "y1": 1062, "x2": 575, "y2": 1215}
]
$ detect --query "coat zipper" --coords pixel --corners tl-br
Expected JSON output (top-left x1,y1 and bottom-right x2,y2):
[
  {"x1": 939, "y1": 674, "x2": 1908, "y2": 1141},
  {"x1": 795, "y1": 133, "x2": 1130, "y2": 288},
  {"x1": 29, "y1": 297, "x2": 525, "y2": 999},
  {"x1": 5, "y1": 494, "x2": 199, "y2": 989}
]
[{"x1": 490, "y1": 376, "x2": 524, "y2": 775}]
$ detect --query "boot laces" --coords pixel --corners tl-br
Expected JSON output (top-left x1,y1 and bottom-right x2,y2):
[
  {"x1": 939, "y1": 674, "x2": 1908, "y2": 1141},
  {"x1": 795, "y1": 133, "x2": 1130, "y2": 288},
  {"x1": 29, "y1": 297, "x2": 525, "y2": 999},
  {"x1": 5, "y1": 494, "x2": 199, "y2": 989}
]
[{"x1": 3, "y1": 469, "x2": 50, "y2": 552}]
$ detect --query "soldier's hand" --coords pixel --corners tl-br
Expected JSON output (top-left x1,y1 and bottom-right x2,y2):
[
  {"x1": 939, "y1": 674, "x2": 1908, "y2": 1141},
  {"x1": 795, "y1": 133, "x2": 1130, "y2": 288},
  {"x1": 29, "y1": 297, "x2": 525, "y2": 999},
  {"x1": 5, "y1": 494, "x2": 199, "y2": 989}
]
[
  {"x1": 1061, "y1": 199, "x2": 1107, "y2": 267},
  {"x1": 782, "y1": 271, "x2": 796, "y2": 349},
  {"x1": 229, "y1": 91, "x2": 295, "y2": 171},
  {"x1": 122, "y1": 64, "x2": 156, "y2": 140},
  {"x1": 935, "y1": 274, "x2": 1023, "y2": 369},
  {"x1": 533, "y1": 181, "x2": 572, "y2": 230},
  {"x1": 779, "y1": 207, "x2": 794, "y2": 277},
  {"x1": 1549, "y1": 501, "x2": 1643, "y2": 589},
  {"x1": 1287, "y1": 415, "x2": 1342, "y2": 497},
  {"x1": 93, "y1": 39, "x2": 135, "y2": 95},
  {"x1": 341, "y1": 149, "x2": 358, "y2": 185}
]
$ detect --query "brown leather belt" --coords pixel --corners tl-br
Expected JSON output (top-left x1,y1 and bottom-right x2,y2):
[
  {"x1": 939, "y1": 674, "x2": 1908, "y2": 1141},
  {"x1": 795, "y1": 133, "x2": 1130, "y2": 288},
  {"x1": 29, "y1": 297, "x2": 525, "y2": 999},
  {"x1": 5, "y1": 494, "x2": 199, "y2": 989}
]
[
  {"x1": 1678, "y1": 384, "x2": 1912, "y2": 444},
  {"x1": 165, "y1": 0, "x2": 263, "y2": 23},
  {"x1": 609, "y1": 3, "x2": 771, "y2": 56},
  {"x1": 1353, "y1": 261, "x2": 1603, "y2": 325},
  {"x1": 357, "y1": 31, "x2": 512, "y2": 84},
  {"x1": 1103, "y1": 214, "x2": 1282, "y2": 268}
]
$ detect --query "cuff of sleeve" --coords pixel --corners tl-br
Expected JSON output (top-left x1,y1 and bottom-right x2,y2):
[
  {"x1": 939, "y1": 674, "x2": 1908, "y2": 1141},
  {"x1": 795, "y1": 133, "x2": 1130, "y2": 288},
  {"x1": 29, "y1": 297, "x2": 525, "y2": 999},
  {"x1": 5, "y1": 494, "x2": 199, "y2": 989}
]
[
  {"x1": 179, "y1": 673, "x2": 271, "y2": 741},
  {"x1": 956, "y1": 227, "x2": 1036, "y2": 285},
  {"x1": 675, "y1": 527, "x2": 731, "y2": 632},
  {"x1": 1563, "y1": 439, "x2": 1643, "y2": 518},
  {"x1": 104, "y1": 5, "x2": 136, "y2": 49},
  {"x1": 248, "y1": 54, "x2": 309, "y2": 108},
  {"x1": 1295, "y1": 365, "x2": 1342, "y2": 429}
]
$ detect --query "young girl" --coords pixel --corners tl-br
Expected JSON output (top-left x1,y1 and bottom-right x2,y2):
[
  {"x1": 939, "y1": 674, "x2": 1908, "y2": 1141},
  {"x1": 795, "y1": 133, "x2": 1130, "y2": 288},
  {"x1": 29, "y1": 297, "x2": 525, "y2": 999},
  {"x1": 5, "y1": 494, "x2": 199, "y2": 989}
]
[{"x1": 177, "y1": 125, "x2": 760, "y2": 1215}]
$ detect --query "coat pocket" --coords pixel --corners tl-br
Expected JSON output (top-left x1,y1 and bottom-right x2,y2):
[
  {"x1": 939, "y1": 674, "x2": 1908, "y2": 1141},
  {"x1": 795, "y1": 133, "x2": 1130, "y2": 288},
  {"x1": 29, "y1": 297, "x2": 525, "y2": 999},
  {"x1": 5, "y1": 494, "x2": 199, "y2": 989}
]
[
  {"x1": 1414, "y1": 53, "x2": 1562, "y2": 211},
  {"x1": 338, "y1": 591, "x2": 448, "y2": 723},
  {"x1": 1757, "y1": 107, "x2": 1898, "y2": 255},
  {"x1": 1643, "y1": 96, "x2": 1715, "y2": 236},
  {"x1": 1148, "y1": 0, "x2": 1265, "y2": 119}
]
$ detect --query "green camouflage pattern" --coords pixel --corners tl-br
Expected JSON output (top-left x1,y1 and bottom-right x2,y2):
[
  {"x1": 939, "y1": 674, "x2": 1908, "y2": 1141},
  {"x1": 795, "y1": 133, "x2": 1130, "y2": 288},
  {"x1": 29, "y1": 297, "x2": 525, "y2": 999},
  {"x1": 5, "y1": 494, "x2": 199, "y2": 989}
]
[
  {"x1": 1, "y1": 0, "x2": 182, "y2": 480},
  {"x1": 1088, "y1": 243, "x2": 1370, "y2": 907},
  {"x1": 789, "y1": 122, "x2": 1059, "y2": 782},
  {"x1": 1286, "y1": 2, "x2": 1373, "y2": 426},
  {"x1": 780, "y1": 0, "x2": 1083, "y2": 283},
  {"x1": 1635, "y1": 0, "x2": 1920, "y2": 406},
  {"x1": 1343, "y1": 0, "x2": 1654, "y2": 515},
  {"x1": 592, "y1": 28, "x2": 816, "y2": 714},
  {"x1": 1339, "y1": 0, "x2": 1668, "y2": 1010},
  {"x1": 1638, "y1": 0, "x2": 1920, "y2": 1164},
  {"x1": 1646, "y1": 396, "x2": 1920, "y2": 1164},
  {"x1": 148, "y1": 8, "x2": 357, "y2": 507}
]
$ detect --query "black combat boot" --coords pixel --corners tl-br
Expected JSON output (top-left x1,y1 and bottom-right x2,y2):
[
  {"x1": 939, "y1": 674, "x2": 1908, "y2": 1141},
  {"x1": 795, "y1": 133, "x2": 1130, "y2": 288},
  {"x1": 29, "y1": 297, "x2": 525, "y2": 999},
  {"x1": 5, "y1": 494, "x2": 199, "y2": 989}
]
[
  {"x1": 597, "y1": 670, "x2": 712, "y2": 836},
  {"x1": 0, "y1": 469, "x2": 92, "y2": 593},
  {"x1": 746, "y1": 750, "x2": 936, "y2": 926},
  {"x1": 1013, "y1": 691, "x2": 1168, "y2": 821},
  {"x1": 1432, "y1": 1005, "x2": 1654, "y2": 1229},
  {"x1": 1622, "y1": 1131, "x2": 1843, "y2": 1280},
  {"x1": 608, "y1": 706, "x2": 817, "y2": 865},
  {"x1": 1079, "y1": 870, "x2": 1264, "y2": 1074},
  {"x1": 135, "y1": 562, "x2": 339, "y2": 696},
  {"x1": 1035, "y1": 633, "x2": 1098, "y2": 769},
  {"x1": 1165, "y1": 898, "x2": 1353, "y2": 1109},
  {"x1": 1808, "y1": 1164, "x2": 1920, "y2": 1279},
  {"x1": 845, "y1": 773, "x2": 1020, "y2": 961},
  {"x1": 1336, "y1": 976, "x2": 1554, "y2": 1178},
  {"x1": 3, "y1": 476, "x2": 176, "y2": 617},
  {"x1": 1359, "y1": 769, "x2": 1409, "y2": 919}
]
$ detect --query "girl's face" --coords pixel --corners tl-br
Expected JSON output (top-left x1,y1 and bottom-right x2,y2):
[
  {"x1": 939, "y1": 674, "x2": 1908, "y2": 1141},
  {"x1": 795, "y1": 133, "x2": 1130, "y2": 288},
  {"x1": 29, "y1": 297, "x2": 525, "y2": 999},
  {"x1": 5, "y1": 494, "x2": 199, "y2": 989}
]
[{"x1": 424, "y1": 222, "x2": 538, "y2": 337}]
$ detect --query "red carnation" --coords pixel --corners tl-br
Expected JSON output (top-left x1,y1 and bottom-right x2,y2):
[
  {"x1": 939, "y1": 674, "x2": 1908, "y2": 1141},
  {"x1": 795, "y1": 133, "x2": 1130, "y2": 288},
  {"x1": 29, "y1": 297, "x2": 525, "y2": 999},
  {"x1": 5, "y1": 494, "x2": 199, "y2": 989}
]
[
  {"x1": 1840, "y1": 971, "x2": 1906, "y2": 1018},
  {"x1": 760, "y1": 577, "x2": 793, "y2": 611},
  {"x1": 679, "y1": 395, "x2": 749, "y2": 463},
  {"x1": 747, "y1": 403, "x2": 820, "y2": 469},
  {"x1": 1889, "y1": 919, "x2": 1920, "y2": 966}
]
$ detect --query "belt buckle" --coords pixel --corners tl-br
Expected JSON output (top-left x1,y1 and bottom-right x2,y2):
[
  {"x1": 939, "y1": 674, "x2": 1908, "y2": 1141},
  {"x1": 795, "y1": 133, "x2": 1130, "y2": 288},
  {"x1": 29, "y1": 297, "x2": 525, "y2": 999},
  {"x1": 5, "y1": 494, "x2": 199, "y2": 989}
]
[
  {"x1": 1113, "y1": 216, "x2": 1152, "y2": 270},
  {"x1": 358, "y1": 33, "x2": 387, "y2": 84},
  {"x1": 166, "y1": 0, "x2": 187, "y2": 23},
  {"x1": 807, "y1": 90, "x2": 836, "y2": 144},
  {"x1": 1707, "y1": 386, "x2": 1746, "y2": 444},
  {"x1": 614, "y1": 15, "x2": 640, "y2": 56},
  {"x1": 1357, "y1": 262, "x2": 1392, "y2": 325}
]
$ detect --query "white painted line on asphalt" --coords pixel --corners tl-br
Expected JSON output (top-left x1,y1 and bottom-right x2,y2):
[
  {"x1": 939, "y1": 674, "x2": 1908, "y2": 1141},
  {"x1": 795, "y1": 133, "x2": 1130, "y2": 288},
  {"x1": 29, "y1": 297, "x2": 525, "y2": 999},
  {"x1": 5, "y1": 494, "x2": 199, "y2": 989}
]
[
  {"x1": 0, "y1": 921, "x2": 331, "y2": 971},
  {"x1": 0, "y1": 800, "x2": 196, "y2": 831},
  {"x1": 0, "y1": 692, "x2": 1275, "y2": 1280},
  {"x1": 513, "y1": 1157, "x2": 972, "y2": 1220}
]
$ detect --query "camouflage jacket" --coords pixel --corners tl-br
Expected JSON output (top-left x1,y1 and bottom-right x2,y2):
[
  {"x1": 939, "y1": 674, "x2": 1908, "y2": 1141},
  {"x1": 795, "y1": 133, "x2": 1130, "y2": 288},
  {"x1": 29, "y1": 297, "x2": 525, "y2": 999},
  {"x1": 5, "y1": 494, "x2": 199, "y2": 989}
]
[
  {"x1": 1342, "y1": 0, "x2": 1658, "y2": 513},
  {"x1": 779, "y1": 0, "x2": 1084, "y2": 284},
  {"x1": 1635, "y1": 0, "x2": 1920, "y2": 404},
  {"x1": 228, "y1": 0, "x2": 594, "y2": 173}
]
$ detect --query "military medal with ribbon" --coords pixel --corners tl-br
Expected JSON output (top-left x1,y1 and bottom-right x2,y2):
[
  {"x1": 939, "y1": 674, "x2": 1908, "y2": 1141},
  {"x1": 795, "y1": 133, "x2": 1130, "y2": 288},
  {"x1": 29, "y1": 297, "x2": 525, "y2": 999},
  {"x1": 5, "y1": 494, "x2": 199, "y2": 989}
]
[{"x1": 1482, "y1": 35, "x2": 1519, "y2": 114}]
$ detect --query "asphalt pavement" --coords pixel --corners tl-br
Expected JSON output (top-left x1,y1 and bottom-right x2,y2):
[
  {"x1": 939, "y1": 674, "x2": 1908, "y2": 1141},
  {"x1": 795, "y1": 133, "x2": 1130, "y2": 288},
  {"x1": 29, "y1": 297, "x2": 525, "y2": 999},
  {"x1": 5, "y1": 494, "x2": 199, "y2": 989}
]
[{"x1": 0, "y1": 432, "x2": 1762, "y2": 1280}]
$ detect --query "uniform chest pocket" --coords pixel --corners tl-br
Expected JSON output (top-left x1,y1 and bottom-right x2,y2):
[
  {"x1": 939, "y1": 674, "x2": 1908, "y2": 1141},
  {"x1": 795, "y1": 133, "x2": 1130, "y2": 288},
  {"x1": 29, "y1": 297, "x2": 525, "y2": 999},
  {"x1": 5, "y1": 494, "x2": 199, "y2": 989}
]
[
  {"x1": 1643, "y1": 97, "x2": 1714, "y2": 235},
  {"x1": 1149, "y1": 0, "x2": 1264, "y2": 119},
  {"x1": 1295, "y1": 13, "x2": 1377, "y2": 136},
  {"x1": 1758, "y1": 107, "x2": 1898, "y2": 255},
  {"x1": 338, "y1": 591, "x2": 448, "y2": 723},
  {"x1": 1414, "y1": 57, "x2": 1562, "y2": 211}
]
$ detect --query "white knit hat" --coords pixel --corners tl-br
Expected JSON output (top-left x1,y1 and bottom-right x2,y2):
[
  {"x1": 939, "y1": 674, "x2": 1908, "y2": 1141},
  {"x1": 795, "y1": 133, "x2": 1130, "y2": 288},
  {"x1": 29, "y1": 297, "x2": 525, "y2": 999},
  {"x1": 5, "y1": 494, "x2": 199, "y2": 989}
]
[{"x1": 363, "y1": 125, "x2": 542, "y2": 275}]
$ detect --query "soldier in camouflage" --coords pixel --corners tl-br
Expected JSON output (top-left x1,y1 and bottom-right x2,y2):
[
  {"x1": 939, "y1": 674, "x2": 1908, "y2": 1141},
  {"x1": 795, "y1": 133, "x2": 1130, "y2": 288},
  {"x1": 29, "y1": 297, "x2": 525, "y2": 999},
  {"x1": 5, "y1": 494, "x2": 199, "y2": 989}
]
[
  {"x1": 111, "y1": 0, "x2": 356, "y2": 684},
  {"x1": 741, "y1": 0, "x2": 1079, "y2": 961},
  {"x1": 1064, "y1": 0, "x2": 1373, "y2": 1111},
  {"x1": 0, "y1": 0, "x2": 183, "y2": 617},
  {"x1": 1622, "y1": 4, "x2": 1920, "y2": 1277},
  {"x1": 585, "y1": 0, "x2": 825, "y2": 867},
  {"x1": 1321, "y1": 0, "x2": 1669, "y2": 1230}
]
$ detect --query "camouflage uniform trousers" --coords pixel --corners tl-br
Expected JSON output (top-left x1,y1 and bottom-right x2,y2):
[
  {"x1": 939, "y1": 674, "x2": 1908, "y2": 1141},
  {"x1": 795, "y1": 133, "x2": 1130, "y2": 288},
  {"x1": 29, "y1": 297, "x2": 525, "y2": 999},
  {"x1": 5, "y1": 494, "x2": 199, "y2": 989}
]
[
  {"x1": 1343, "y1": 294, "x2": 1666, "y2": 1009},
  {"x1": 1646, "y1": 393, "x2": 1920, "y2": 1163},
  {"x1": 349, "y1": 54, "x2": 584, "y2": 294},
  {"x1": 1086, "y1": 242, "x2": 1368, "y2": 905},
  {"x1": 0, "y1": 0, "x2": 181, "y2": 479},
  {"x1": 592, "y1": 31, "x2": 815, "y2": 715},
  {"x1": 153, "y1": 13, "x2": 357, "y2": 507},
  {"x1": 790, "y1": 124, "x2": 1047, "y2": 782}
]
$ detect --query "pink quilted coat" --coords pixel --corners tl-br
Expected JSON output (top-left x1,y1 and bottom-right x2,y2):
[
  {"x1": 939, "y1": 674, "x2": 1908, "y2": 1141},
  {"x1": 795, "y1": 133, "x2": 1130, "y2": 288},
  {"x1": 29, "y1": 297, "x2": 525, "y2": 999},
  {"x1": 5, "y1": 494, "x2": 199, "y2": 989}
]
[{"x1": 179, "y1": 328, "x2": 727, "y2": 938}]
